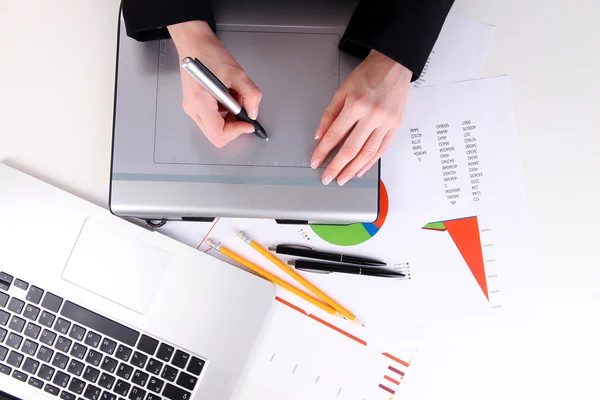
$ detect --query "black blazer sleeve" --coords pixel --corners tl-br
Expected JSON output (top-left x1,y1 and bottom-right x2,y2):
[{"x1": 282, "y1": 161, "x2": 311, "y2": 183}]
[
  {"x1": 340, "y1": 0, "x2": 455, "y2": 81},
  {"x1": 121, "y1": 0, "x2": 216, "y2": 41}
]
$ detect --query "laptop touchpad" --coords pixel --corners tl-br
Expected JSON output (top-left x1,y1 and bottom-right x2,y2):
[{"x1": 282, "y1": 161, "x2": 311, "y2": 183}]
[{"x1": 62, "y1": 218, "x2": 170, "y2": 314}]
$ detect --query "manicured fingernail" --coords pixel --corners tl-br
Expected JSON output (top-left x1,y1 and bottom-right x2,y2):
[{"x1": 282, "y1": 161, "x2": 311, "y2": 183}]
[
  {"x1": 338, "y1": 176, "x2": 348, "y2": 186},
  {"x1": 245, "y1": 126, "x2": 255, "y2": 134},
  {"x1": 314, "y1": 134, "x2": 320, "y2": 140},
  {"x1": 357, "y1": 169, "x2": 365, "y2": 177},
  {"x1": 310, "y1": 158, "x2": 320, "y2": 169},
  {"x1": 322, "y1": 175, "x2": 333, "y2": 185},
  {"x1": 250, "y1": 108, "x2": 258, "y2": 120}
]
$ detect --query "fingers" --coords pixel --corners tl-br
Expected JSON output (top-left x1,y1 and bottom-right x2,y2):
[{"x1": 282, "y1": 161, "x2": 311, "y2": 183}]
[
  {"x1": 335, "y1": 128, "x2": 389, "y2": 185},
  {"x1": 229, "y1": 73, "x2": 262, "y2": 119},
  {"x1": 186, "y1": 91, "x2": 254, "y2": 148},
  {"x1": 319, "y1": 119, "x2": 377, "y2": 185},
  {"x1": 310, "y1": 104, "x2": 359, "y2": 173},
  {"x1": 357, "y1": 132, "x2": 395, "y2": 178},
  {"x1": 314, "y1": 89, "x2": 346, "y2": 140}
]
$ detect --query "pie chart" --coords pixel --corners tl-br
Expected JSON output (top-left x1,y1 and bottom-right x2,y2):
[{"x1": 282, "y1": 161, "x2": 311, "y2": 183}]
[{"x1": 310, "y1": 180, "x2": 388, "y2": 246}]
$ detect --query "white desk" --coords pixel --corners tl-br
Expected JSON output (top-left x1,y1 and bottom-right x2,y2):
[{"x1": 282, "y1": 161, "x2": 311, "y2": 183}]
[{"x1": 1, "y1": 1, "x2": 599, "y2": 399}]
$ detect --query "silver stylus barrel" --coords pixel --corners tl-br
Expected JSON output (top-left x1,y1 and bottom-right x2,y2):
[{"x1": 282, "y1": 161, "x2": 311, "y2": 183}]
[{"x1": 181, "y1": 57, "x2": 242, "y2": 114}]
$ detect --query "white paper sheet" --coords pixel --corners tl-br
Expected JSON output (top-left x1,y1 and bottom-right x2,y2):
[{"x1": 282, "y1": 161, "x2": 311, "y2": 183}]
[{"x1": 411, "y1": 13, "x2": 495, "y2": 89}]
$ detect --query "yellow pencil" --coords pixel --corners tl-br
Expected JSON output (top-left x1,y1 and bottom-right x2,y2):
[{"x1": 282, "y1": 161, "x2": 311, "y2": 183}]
[
  {"x1": 237, "y1": 231, "x2": 364, "y2": 326},
  {"x1": 206, "y1": 240, "x2": 343, "y2": 319}
]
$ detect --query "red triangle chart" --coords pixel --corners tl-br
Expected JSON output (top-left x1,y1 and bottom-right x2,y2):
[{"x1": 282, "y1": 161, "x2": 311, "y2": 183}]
[{"x1": 423, "y1": 217, "x2": 489, "y2": 301}]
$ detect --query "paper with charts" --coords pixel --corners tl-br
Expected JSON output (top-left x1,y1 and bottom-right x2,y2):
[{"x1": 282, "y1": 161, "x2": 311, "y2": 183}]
[{"x1": 156, "y1": 75, "x2": 536, "y2": 400}]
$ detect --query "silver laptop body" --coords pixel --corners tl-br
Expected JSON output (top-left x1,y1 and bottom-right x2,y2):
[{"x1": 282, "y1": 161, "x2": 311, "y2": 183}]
[
  {"x1": 0, "y1": 164, "x2": 274, "y2": 400},
  {"x1": 110, "y1": 0, "x2": 380, "y2": 224}
]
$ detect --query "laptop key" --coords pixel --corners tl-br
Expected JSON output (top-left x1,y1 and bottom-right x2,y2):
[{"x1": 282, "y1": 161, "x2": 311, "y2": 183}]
[
  {"x1": 131, "y1": 351, "x2": 147, "y2": 368},
  {"x1": 146, "y1": 394, "x2": 161, "y2": 400},
  {"x1": 22, "y1": 338, "x2": 38, "y2": 356},
  {"x1": 147, "y1": 376, "x2": 165, "y2": 394},
  {"x1": 23, "y1": 304, "x2": 41, "y2": 321},
  {"x1": 55, "y1": 335, "x2": 73, "y2": 353},
  {"x1": 22, "y1": 357, "x2": 40, "y2": 374},
  {"x1": 176, "y1": 371, "x2": 197, "y2": 391},
  {"x1": 9, "y1": 315, "x2": 25, "y2": 332},
  {"x1": 29, "y1": 376, "x2": 44, "y2": 389},
  {"x1": 83, "y1": 365, "x2": 101, "y2": 383},
  {"x1": 37, "y1": 345, "x2": 54, "y2": 363},
  {"x1": 114, "y1": 379, "x2": 131, "y2": 397},
  {"x1": 171, "y1": 350, "x2": 189, "y2": 369},
  {"x1": 69, "y1": 324, "x2": 87, "y2": 341},
  {"x1": 101, "y1": 355, "x2": 118, "y2": 373},
  {"x1": 137, "y1": 335, "x2": 158, "y2": 356},
  {"x1": 0, "y1": 327, "x2": 6, "y2": 343},
  {"x1": 0, "y1": 292, "x2": 8, "y2": 308},
  {"x1": 146, "y1": 358, "x2": 163, "y2": 376},
  {"x1": 45, "y1": 383, "x2": 61, "y2": 396},
  {"x1": 12, "y1": 369, "x2": 28, "y2": 382},
  {"x1": 129, "y1": 386, "x2": 146, "y2": 400},
  {"x1": 41, "y1": 329, "x2": 58, "y2": 346},
  {"x1": 101, "y1": 392, "x2": 117, "y2": 400},
  {"x1": 162, "y1": 383, "x2": 191, "y2": 400},
  {"x1": 25, "y1": 322, "x2": 42, "y2": 339},
  {"x1": 86, "y1": 349, "x2": 103, "y2": 366},
  {"x1": 186, "y1": 356, "x2": 205, "y2": 376},
  {"x1": 116, "y1": 363, "x2": 133, "y2": 380},
  {"x1": 54, "y1": 318, "x2": 71, "y2": 335},
  {"x1": 61, "y1": 301, "x2": 140, "y2": 347},
  {"x1": 85, "y1": 331, "x2": 102, "y2": 348},
  {"x1": 0, "y1": 345, "x2": 7, "y2": 361},
  {"x1": 52, "y1": 352, "x2": 70, "y2": 370},
  {"x1": 60, "y1": 391, "x2": 77, "y2": 400},
  {"x1": 68, "y1": 377, "x2": 86, "y2": 394},
  {"x1": 0, "y1": 273, "x2": 13, "y2": 291},
  {"x1": 160, "y1": 365, "x2": 177, "y2": 382},
  {"x1": 115, "y1": 344, "x2": 132, "y2": 362},
  {"x1": 132, "y1": 369, "x2": 149, "y2": 386},
  {"x1": 7, "y1": 298, "x2": 24, "y2": 314},
  {"x1": 53, "y1": 370, "x2": 71, "y2": 388},
  {"x1": 71, "y1": 343, "x2": 88, "y2": 359},
  {"x1": 84, "y1": 384, "x2": 102, "y2": 400},
  {"x1": 0, "y1": 362, "x2": 11, "y2": 375},
  {"x1": 42, "y1": 293, "x2": 64, "y2": 313},
  {"x1": 98, "y1": 373, "x2": 115, "y2": 390},
  {"x1": 67, "y1": 359, "x2": 85, "y2": 376},
  {"x1": 7, "y1": 350, "x2": 24, "y2": 368},
  {"x1": 38, "y1": 363, "x2": 55, "y2": 381},
  {"x1": 100, "y1": 338, "x2": 117, "y2": 355},
  {"x1": 40, "y1": 310, "x2": 56, "y2": 328},
  {"x1": 26, "y1": 286, "x2": 44, "y2": 305},
  {"x1": 0, "y1": 310, "x2": 9, "y2": 326},
  {"x1": 14, "y1": 279, "x2": 29, "y2": 291},
  {"x1": 7, "y1": 332, "x2": 23, "y2": 349},
  {"x1": 156, "y1": 343, "x2": 174, "y2": 363}
]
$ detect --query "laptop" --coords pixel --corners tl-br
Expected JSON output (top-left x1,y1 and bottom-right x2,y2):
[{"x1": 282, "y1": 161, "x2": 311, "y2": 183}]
[
  {"x1": 0, "y1": 164, "x2": 275, "y2": 400},
  {"x1": 110, "y1": 0, "x2": 380, "y2": 225}
]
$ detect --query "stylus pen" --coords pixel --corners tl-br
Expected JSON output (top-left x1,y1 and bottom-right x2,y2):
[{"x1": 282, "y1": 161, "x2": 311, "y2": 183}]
[
  {"x1": 269, "y1": 244, "x2": 386, "y2": 266},
  {"x1": 290, "y1": 260, "x2": 405, "y2": 278},
  {"x1": 181, "y1": 56, "x2": 268, "y2": 140}
]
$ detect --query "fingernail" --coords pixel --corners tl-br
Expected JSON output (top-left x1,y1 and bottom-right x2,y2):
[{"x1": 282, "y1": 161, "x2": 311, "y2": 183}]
[
  {"x1": 314, "y1": 134, "x2": 321, "y2": 140},
  {"x1": 338, "y1": 176, "x2": 348, "y2": 186},
  {"x1": 245, "y1": 126, "x2": 256, "y2": 134},
  {"x1": 310, "y1": 158, "x2": 320, "y2": 169},
  {"x1": 250, "y1": 108, "x2": 258, "y2": 120},
  {"x1": 357, "y1": 169, "x2": 365, "y2": 178},
  {"x1": 322, "y1": 175, "x2": 333, "y2": 185}
]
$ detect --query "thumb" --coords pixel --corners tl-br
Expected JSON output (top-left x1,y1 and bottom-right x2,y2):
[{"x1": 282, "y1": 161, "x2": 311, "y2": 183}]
[{"x1": 230, "y1": 73, "x2": 262, "y2": 120}]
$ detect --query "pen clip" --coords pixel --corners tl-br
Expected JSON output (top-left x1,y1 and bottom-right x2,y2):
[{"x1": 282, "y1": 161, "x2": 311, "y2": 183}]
[
  {"x1": 278, "y1": 244, "x2": 314, "y2": 250},
  {"x1": 193, "y1": 58, "x2": 229, "y2": 93}
]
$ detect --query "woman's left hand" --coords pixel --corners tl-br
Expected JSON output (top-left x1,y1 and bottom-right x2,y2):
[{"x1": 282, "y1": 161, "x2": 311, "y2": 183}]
[{"x1": 310, "y1": 50, "x2": 412, "y2": 185}]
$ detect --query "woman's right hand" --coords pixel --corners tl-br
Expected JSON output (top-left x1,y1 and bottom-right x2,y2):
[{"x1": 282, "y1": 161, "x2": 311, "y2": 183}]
[{"x1": 168, "y1": 21, "x2": 262, "y2": 147}]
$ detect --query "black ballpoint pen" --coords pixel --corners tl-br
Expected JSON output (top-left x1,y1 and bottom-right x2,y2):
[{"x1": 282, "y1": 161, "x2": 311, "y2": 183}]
[
  {"x1": 289, "y1": 260, "x2": 404, "y2": 278},
  {"x1": 181, "y1": 56, "x2": 268, "y2": 140},
  {"x1": 269, "y1": 244, "x2": 386, "y2": 266}
]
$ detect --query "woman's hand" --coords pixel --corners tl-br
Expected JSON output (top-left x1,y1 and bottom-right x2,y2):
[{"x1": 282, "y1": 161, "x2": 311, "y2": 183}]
[
  {"x1": 310, "y1": 50, "x2": 411, "y2": 185},
  {"x1": 168, "y1": 21, "x2": 262, "y2": 147}
]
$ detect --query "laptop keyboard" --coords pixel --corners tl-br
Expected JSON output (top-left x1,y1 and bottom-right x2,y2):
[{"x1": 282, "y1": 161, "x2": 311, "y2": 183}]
[{"x1": 0, "y1": 272, "x2": 205, "y2": 400}]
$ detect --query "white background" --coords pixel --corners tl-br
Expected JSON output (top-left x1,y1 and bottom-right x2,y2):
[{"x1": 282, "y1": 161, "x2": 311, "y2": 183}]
[{"x1": 1, "y1": 1, "x2": 599, "y2": 399}]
